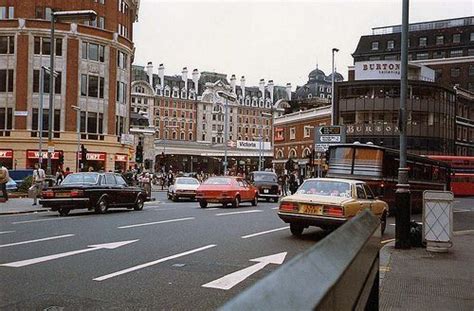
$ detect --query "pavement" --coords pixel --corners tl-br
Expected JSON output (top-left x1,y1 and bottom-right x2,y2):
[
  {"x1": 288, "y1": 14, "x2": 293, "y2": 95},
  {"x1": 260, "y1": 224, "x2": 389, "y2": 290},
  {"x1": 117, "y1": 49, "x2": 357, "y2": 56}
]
[
  {"x1": 380, "y1": 197, "x2": 474, "y2": 311},
  {"x1": 0, "y1": 198, "x2": 48, "y2": 215}
]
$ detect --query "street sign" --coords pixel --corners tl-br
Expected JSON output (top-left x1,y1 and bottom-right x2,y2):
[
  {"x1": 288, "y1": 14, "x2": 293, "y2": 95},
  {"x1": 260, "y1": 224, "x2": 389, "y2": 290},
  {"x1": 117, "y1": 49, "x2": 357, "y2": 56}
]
[
  {"x1": 315, "y1": 126, "x2": 346, "y2": 152},
  {"x1": 47, "y1": 146, "x2": 55, "y2": 153}
]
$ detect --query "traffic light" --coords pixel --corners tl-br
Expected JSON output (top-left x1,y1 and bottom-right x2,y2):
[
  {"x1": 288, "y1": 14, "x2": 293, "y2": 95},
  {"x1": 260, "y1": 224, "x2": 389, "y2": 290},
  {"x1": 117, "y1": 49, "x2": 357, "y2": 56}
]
[
  {"x1": 81, "y1": 144, "x2": 88, "y2": 171},
  {"x1": 59, "y1": 153, "x2": 64, "y2": 165},
  {"x1": 136, "y1": 142, "x2": 143, "y2": 163}
]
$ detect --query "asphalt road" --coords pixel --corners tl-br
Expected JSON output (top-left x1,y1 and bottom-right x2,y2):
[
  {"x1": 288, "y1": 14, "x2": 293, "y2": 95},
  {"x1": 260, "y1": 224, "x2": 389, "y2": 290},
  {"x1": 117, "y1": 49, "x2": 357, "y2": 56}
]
[{"x1": 0, "y1": 193, "x2": 473, "y2": 310}]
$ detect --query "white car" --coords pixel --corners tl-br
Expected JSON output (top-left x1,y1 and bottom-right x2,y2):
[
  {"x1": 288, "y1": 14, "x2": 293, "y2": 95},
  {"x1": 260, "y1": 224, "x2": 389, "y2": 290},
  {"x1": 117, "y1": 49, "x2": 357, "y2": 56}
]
[{"x1": 167, "y1": 177, "x2": 201, "y2": 201}]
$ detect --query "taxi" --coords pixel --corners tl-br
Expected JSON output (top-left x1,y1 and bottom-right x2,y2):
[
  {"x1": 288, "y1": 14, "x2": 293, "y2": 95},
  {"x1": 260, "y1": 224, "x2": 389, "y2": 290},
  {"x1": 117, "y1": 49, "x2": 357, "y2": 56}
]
[{"x1": 277, "y1": 178, "x2": 387, "y2": 236}]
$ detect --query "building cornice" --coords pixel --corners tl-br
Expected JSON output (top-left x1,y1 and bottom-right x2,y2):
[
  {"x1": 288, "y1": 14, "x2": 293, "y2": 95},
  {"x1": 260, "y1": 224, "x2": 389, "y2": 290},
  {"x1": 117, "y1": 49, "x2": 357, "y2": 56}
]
[{"x1": 274, "y1": 106, "x2": 331, "y2": 125}]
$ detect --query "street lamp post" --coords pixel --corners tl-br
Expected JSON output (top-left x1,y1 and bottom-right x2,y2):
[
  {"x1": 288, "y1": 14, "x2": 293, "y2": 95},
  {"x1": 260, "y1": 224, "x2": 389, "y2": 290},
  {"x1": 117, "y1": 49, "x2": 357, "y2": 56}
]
[
  {"x1": 217, "y1": 90, "x2": 236, "y2": 175},
  {"x1": 38, "y1": 66, "x2": 57, "y2": 168},
  {"x1": 72, "y1": 105, "x2": 81, "y2": 173},
  {"x1": 331, "y1": 48, "x2": 339, "y2": 126},
  {"x1": 261, "y1": 111, "x2": 273, "y2": 172},
  {"x1": 46, "y1": 10, "x2": 97, "y2": 175},
  {"x1": 395, "y1": 0, "x2": 411, "y2": 249}
]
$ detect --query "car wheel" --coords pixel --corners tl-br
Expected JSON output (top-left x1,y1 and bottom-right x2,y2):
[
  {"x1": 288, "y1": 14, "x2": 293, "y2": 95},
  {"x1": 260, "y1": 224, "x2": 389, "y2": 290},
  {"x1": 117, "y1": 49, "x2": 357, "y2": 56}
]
[
  {"x1": 58, "y1": 208, "x2": 70, "y2": 217},
  {"x1": 199, "y1": 200, "x2": 208, "y2": 208},
  {"x1": 134, "y1": 195, "x2": 144, "y2": 211},
  {"x1": 380, "y1": 211, "x2": 387, "y2": 236},
  {"x1": 95, "y1": 197, "x2": 108, "y2": 214},
  {"x1": 172, "y1": 194, "x2": 179, "y2": 202},
  {"x1": 167, "y1": 192, "x2": 172, "y2": 200},
  {"x1": 232, "y1": 196, "x2": 240, "y2": 208},
  {"x1": 290, "y1": 223, "x2": 304, "y2": 236},
  {"x1": 251, "y1": 195, "x2": 258, "y2": 206}
]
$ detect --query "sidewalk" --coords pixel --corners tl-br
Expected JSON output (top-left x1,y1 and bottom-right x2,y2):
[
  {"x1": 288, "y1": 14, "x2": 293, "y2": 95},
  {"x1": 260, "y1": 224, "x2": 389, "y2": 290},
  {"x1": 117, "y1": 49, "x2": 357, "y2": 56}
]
[
  {"x1": 0, "y1": 198, "x2": 48, "y2": 215},
  {"x1": 380, "y1": 233, "x2": 474, "y2": 310}
]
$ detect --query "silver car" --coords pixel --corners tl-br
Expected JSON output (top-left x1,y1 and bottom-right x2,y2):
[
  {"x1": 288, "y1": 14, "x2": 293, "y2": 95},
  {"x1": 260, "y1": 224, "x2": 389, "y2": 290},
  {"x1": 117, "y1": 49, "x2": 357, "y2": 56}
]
[{"x1": 167, "y1": 177, "x2": 201, "y2": 201}]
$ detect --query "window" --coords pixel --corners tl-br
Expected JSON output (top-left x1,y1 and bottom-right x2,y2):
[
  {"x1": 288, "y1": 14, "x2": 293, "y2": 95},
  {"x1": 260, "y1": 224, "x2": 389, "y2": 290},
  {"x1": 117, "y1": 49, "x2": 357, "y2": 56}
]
[
  {"x1": 469, "y1": 49, "x2": 474, "y2": 56},
  {"x1": 371, "y1": 41, "x2": 379, "y2": 50},
  {"x1": 416, "y1": 52, "x2": 429, "y2": 60},
  {"x1": 386, "y1": 40, "x2": 394, "y2": 49},
  {"x1": 417, "y1": 37, "x2": 427, "y2": 47},
  {"x1": 451, "y1": 68, "x2": 461, "y2": 77},
  {"x1": 117, "y1": 51, "x2": 127, "y2": 69},
  {"x1": 116, "y1": 81, "x2": 127, "y2": 104},
  {"x1": 88, "y1": 76, "x2": 99, "y2": 97},
  {"x1": 385, "y1": 54, "x2": 398, "y2": 60},
  {"x1": 98, "y1": 17, "x2": 105, "y2": 29},
  {"x1": 436, "y1": 35, "x2": 444, "y2": 45},
  {"x1": 469, "y1": 65, "x2": 474, "y2": 76},
  {"x1": 470, "y1": 32, "x2": 474, "y2": 42},
  {"x1": 452, "y1": 33, "x2": 461, "y2": 43},
  {"x1": 34, "y1": 37, "x2": 62, "y2": 56},
  {"x1": 0, "y1": 36, "x2": 14, "y2": 54},
  {"x1": 33, "y1": 70, "x2": 61, "y2": 94},
  {"x1": 80, "y1": 74, "x2": 105, "y2": 99},
  {"x1": 433, "y1": 51, "x2": 445, "y2": 59},
  {"x1": 356, "y1": 185, "x2": 366, "y2": 199},
  {"x1": 290, "y1": 127, "x2": 296, "y2": 140},
  {"x1": 304, "y1": 126, "x2": 312, "y2": 138},
  {"x1": 450, "y1": 50, "x2": 463, "y2": 58},
  {"x1": 82, "y1": 42, "x2": 105, "y2": 62},
  {"x1": 0, "y1": 6, "x2": 14, "y2": 19}
]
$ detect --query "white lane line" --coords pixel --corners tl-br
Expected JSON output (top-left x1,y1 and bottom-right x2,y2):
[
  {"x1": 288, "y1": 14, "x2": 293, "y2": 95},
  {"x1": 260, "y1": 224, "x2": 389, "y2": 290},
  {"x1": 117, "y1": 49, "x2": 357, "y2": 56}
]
[
  {"x1": 12, "y1": 217, "x2": 79, "y2": 224},
  {"x1": 0, "y1": 234, "x2": 75, "y2": 248},
  {"x1": 215, "y1": 210, "x2": 263, "y2": 216},
  {"x1": 241, "y1": 226, "x2": 289, "y2": 239},
  {"x1": 118, "y1": 217, "x2": 195, "y2": 229},
  {"x1": 271, "y1": 207, "x2": 279, "y2": 210},
  {"x1": 93, "y1": 244, "x2": 217, "y2": 281},
  {"x1": 151, "y1": 208, "x2": 176, "y2": 211},
  {"x1": 454, "y1": 229, "x2": 474, "y2": 236},
  {"x1": 0, "y1": 231, "x2": 15, "y2": 235},
  {"x1": 206, "y1": 208, "x2": 219, "y2": 211},
  {"x1": 454, "y1": 209, "x2": 471, "y2": 213}
]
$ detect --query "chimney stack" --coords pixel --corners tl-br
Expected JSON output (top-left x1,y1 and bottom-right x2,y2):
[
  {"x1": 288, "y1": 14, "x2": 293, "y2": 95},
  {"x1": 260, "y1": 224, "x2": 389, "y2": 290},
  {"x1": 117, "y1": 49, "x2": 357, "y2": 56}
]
[
  {"x1": 182, "y1": 67, "x2": 188, "y2": 91},
  {"x1": 240, "y1": 76, "x2": 246, "y2": 99},
  {"x1": 259, "y1": 79, "x2": 265, "y2": 100},
  {"x1": 267, "y1": 80, "x2": 274, "y2": 104},
  {"x1": 146, "y1": 62, "x2": 153, "y2": 86},
  {"x1": 286, "y1": 83, "x2": 292, "y2": 100},
  {"x1": 192, "y1": 69, "x2": 199, "y2": 95},
  {"x1": 158, "y1": 63, "x2": 165, "y2": 91},
  {"x1": 230, "y1": 74, "x2": 236, "y2": 94}
]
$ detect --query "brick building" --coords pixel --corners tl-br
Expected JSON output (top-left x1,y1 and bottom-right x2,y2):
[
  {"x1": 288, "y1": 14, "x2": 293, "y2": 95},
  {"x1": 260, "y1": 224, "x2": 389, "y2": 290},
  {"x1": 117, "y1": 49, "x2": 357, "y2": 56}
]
[{"x1": 0, "y1": 0, "x2": 139, "y2": 172}]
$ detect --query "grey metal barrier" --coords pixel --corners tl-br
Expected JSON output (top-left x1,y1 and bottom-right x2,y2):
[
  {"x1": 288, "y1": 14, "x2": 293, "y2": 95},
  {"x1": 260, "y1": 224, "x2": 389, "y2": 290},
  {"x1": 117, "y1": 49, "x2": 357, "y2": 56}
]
[{"x1": 221, "y1": 210, "x2": 381, "y2": 311}]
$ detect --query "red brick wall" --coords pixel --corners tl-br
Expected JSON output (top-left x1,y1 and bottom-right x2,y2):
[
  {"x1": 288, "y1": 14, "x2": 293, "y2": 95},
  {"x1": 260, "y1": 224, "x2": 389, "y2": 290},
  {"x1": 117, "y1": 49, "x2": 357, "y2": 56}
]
[
  {"x1": 108, "y1": 47, "x2": 117, "y2": 135},
  {"x1": 65, "y1": 37, "x2": 79, "y2": 132},
  {"x1": 14, "y1": 34, "x2": 28, "y2": 130}
]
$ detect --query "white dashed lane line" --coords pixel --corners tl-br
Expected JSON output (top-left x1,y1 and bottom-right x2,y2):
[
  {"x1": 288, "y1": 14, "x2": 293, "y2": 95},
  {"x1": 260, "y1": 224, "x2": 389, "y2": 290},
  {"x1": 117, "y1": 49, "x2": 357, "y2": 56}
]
[
  {"x1": 118, "y1": 217, "x2": 195, "y2": 229},
  {"x1": 241, "y1": 227, "x2": 289, "y2": 239},
  {"x1": 215, "y1": 210, "x2": 263, "y2": 217}
]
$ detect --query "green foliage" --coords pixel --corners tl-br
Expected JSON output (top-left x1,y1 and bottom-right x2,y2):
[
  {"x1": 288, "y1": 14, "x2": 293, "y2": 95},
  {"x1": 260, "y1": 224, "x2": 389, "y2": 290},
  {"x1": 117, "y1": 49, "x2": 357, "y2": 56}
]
[{"x1": 18, "y1": 175, "x2": 33, "y2": 193}]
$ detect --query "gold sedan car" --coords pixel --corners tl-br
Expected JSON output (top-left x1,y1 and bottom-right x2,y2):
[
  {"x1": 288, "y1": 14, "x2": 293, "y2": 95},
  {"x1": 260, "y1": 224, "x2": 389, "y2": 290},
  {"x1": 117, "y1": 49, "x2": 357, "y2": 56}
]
[{"x1": 278, "y1": 178, "x2": 388, "y2": 236}]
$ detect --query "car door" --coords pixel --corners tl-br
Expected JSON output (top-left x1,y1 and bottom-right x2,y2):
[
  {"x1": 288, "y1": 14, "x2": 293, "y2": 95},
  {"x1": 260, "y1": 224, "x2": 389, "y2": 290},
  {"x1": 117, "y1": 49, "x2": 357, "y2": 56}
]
[
  {"x1": 116, "y1": 174, "x2": 134, "y2": 204},
  {"x1": 355, "y1": 183, "x2": 370, "y2": 212},
  {"x1": 104, "y1": 173, "x2": 118, "y2": 206},
  {"x1": 363, "y1": 184, "x2": 382, "y2": 216},
  {"x1": 241, "y1": 179, "x2": 253, "y2": 201}
]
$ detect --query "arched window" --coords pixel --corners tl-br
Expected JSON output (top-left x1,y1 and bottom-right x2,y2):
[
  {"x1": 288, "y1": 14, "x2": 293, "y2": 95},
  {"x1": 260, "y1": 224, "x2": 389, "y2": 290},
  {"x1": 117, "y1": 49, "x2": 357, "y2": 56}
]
[
  {"x1": 276, "y1": 150, "x2": 284, "y2": 159},
  {"x1": 302, "y1": 147, "x2": 311, "y2": 158},
  {"x1": 188, "y1": 132, "x2": 193, "y2": 141},
  {"x1": 164, "y1": 131, "x2": 169, "y2": 139},
  {"x1": 289, "y1": 148, "x2": 297, "y2": 159},
  {"x1": 180, "y1": 132, "x2": 185, "y2": 140},
  {"x1": 172, "y1": 131, "x2": 177, "y2": 140},
  {"x1": 155, "y1": 131, "x2": 160, "y2": 139}
]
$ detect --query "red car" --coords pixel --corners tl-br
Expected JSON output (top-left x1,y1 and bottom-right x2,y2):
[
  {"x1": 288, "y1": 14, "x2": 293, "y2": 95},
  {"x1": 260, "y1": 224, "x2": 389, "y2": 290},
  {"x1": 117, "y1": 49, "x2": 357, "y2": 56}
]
[{"x1": 195, "y1": 176, "x2": 258, "y2": 208}]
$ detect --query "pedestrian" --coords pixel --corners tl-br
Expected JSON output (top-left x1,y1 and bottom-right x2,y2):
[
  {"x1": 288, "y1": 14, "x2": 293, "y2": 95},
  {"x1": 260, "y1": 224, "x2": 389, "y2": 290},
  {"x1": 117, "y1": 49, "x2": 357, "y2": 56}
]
[
  {"x1": 32, "y1": 163, "x2": 46, "y2": 206},
  {"x1": 0, "y1": 162, "x2": 9, "y2": 202},
  {"x1": 55, "y1": 166, "x2": 64, "y2": 185},
  {"x1": 167, "y1": 170, "x2": 174, "y2": 188},
  {"x1": 289, "y1": 172, "x2": 298, "y2": 195},
  {"x1": 88, "y1": 166, "x2": 94, "y2": 172},
  {"x1": 63, "y1": 167, "x2": 72, "y2": 177}
]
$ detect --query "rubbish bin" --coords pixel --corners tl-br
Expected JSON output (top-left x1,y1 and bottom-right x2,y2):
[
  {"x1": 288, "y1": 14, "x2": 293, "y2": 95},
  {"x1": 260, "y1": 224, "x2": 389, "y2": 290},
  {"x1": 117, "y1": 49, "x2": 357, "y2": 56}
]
[{"x1": 423, "y1": 190, "x2": 454, "y2": 253}]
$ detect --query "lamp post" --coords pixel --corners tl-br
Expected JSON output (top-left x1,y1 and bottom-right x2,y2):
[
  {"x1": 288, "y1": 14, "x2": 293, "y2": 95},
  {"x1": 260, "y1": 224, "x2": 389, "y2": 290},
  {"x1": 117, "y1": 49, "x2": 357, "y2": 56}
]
[
  {"x1": 216, "y1": 90, "x2": 236, "y2": 175},
  {"x1": 71, "y1": 105, "x2": 81, "y2": 173},
  {"x1": 38, "y1": 66, "x2": 57, "y2": 168},
  {"x1": 395, "y1": 0, "x2": 411, "y2": 249},
  {"x1": 261, "y1": 111, "x2": 272, "y2": 172},
  {"x1": 331, "y1": 48, "x2": 339, "y2": 126},
  {"x1": 46, "y1": 10, "x2": 97, "y2": 175}
]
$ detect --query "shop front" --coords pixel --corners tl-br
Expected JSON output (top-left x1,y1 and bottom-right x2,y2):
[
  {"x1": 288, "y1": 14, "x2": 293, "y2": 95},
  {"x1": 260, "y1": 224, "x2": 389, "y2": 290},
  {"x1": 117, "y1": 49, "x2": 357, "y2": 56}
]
[
  {"x1": 79, "y1": 152, "x2": 107, "y2": 172},
  {"x1": 114, "y1": 154, "x2": 128, "y2": 172},
  {"x1": 0, "y1": 149, "x2": 13, "y2": 169},
  {"x1": 26, "y1": 150, "x2": 63, "y2": 173}
]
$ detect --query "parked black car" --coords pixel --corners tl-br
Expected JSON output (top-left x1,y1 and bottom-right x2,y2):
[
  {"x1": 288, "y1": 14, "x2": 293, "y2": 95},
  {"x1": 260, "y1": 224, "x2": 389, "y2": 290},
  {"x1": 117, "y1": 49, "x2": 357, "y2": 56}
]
[
  {"x1": 248, "y1": 171, "x2": 281, "y2": 202},
  {"x1": 39, "y1": 172, "x2": 146, "y2": 216}
]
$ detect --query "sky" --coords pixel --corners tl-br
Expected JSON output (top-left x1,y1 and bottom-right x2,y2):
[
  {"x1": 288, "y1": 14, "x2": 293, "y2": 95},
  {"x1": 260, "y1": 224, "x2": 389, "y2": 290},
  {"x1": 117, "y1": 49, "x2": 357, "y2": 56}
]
[{"x1": 133, "y1": 0, "x2": 473, "y2": 89}]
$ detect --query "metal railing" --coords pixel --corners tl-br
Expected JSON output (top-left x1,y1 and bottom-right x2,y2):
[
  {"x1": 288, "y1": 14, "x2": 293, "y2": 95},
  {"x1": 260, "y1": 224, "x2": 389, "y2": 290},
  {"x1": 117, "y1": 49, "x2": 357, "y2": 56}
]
[{"x1": 221, "y1": 210, "x2": 381, "y2": 310}]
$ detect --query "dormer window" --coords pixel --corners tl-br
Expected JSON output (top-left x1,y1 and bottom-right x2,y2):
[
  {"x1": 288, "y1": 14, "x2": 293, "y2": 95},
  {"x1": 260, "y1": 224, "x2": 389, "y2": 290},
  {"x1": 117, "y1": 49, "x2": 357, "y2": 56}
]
[
  {"x1": 172, "y1": 90, "x2": 178, "y2": 98},
  {"x1": 419, "y1": 37, "x2": 427, "y2": 47},
  {"x1": 307, "y1": 93, "x2": 312, "y2": 99},
  {"x1": 387, "y1": 40, "x2": 394, "y2": 49},
  {"x1": 181, "y1": 89, "x2": 187, "y2": 99},
  {"x1": 371, "y1": 41, "x2": 379, "y2": 50},
  {"x1": 164, "y1": 89, "x2": 170, "y2": 97}
]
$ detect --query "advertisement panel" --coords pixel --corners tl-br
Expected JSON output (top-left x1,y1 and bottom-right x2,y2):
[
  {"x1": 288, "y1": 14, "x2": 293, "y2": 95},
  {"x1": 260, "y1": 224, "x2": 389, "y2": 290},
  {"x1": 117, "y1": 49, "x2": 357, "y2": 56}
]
[
  {"x1": 354, "y1": 61, "x2": 401, "y2": 80},
  {"x1": 236, "y1": 140, "x2": 271, "y2": 150}
]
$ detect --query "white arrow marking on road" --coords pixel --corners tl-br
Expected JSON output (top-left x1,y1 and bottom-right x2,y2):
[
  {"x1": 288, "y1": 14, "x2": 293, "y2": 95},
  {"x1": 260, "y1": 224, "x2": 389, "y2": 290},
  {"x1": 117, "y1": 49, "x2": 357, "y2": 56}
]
[
  {"x1": 0, "y1": 240, "x2": 138, "y2": 268},
  {"x1": 202, "y1": 252, "x2": 287, "y2": 290},
  {"x1": 118, "y1": 217, "x2": 195, "y2": 229},
  {"x1": 93, "y1": 244, "x2": 216, "y2": 281},
  {"x1": 241, "y1": 227, "x2": 289, "y2": 239},
  {"x1": 0, "y1": 231, "x2": 15, "y2": 235},
  {"x1": 215, "y1": 210, "x2": 263, "y2": 216},
  {"x1": 0, "y1": 234, "x2": 74, "y2": 248}
]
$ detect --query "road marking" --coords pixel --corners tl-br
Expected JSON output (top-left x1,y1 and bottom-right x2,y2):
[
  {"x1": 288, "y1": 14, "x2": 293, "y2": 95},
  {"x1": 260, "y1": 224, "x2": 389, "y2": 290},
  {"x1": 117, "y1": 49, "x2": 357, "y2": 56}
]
[
  {"x1": 0, "y1": 240, "x2": 138, "y2": 268},
  {"x1": 454, "y1": 209, "x2": 471, "y2": 213},
  {"x1": 271, "y1": 207, "x2": 279, "y2": 210},
  {"x1": 12, "y1": 217, "x2": 79, "y2": 224},
  {"x1": 381, "y1": 238, "x2": 395, "y2": 244},
  {"x1": 93, "y1": 244, "x2": 217, "y2": 281},
  {"x1": 389, "y1": 224, "x2": 396, "y2": 226},
  {"x1": 454, "y1": 229, "x2": 474, "y2": 236},
  {"x1": 0, "y1": 234, "x2": 74, "y2": 248},
  {"x1": 241, "y1": 227, "x2": 289, "y2": 239},
  {"x1": 0, "y1": 231, "x2": 15, "y2": 235},
  {"x1": 151, "y1": 208, "x2": 176, "y2": 211},
  {"x1": 215, "y1": 210, "x2": 263, "y2": 216},
  {"x1": 206, "y1": 208, "x2": 219, "y2": 211},
  {"x1": 118, "y1": 217, "x2": 195, "y2": 229},
  {"x1": 202, "y1": 252, "x2": 287, "y2": 290}
]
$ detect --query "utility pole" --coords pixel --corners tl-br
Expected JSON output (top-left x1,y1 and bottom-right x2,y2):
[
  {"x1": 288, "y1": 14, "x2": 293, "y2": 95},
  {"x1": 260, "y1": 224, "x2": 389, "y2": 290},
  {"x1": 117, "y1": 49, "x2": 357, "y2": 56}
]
[{"x1": 395, "y1": 0, "x2": 411, "y2": 249}]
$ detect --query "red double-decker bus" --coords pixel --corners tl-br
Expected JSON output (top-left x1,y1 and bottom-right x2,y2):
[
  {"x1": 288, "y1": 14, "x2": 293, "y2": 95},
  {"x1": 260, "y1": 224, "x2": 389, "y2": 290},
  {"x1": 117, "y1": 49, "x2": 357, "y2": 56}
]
[{"x1": 425, "y1": 156, "x2": 474, "y2": 196}]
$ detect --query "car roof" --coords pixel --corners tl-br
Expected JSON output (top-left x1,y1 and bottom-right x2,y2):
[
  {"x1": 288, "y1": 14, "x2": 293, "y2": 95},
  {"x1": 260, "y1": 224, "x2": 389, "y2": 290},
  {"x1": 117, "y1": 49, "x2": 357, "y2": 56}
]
[{"x1": 303, "y1": 178, "x2": 365, "y2": 184}]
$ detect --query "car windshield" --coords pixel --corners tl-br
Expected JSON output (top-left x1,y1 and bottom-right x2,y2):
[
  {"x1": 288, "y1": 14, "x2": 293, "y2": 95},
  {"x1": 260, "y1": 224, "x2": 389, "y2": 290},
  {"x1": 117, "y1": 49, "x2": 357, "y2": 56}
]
[
  {"x1": 177, "y1": 178, "x2": 199, "y2": 185},
  {"x1": 254, "y1": 174, "x2": 277, "y2": 182},
  {"x1": 62, "y1": 173, "x2": 99, "y2": 185},
  {"x1": 203, "y1": 177, "x2": 232, "y2": 185},
  {"x1": 297, "y1": 180, "x2": 352, "y2": 197}
]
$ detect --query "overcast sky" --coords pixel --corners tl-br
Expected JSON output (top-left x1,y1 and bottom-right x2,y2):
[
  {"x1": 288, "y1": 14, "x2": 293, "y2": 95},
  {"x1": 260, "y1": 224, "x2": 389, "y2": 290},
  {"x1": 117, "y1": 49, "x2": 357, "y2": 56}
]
[{"x1": 133, "y1": 0, "x2": 473, "y2": 88}]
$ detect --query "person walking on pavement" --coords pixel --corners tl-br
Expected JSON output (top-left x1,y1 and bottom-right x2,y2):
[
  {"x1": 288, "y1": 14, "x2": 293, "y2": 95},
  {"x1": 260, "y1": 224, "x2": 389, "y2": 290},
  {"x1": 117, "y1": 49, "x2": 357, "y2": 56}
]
[
  {"x1": 0, "y1": 162, "x2": 9, "y2": 202},
  {"x1": 32, "y1": 163, "x2": 46, "y2": 206},
  {"x1": 55, "y1": 166, "x2": 64, "y2": 185}
]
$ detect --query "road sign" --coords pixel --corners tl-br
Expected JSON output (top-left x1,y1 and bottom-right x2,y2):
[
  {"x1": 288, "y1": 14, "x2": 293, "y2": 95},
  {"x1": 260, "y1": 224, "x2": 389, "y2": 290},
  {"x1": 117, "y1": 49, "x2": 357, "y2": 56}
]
[
  {"x1": 202, "y1": 252, "x2": 287, "y2": 290},
  {"x1": 315, "y1": 126, "x2": 346, "y2": 152},
  {"x1": 47, "y1": 146, "x2": 55, "y2": 153}
]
